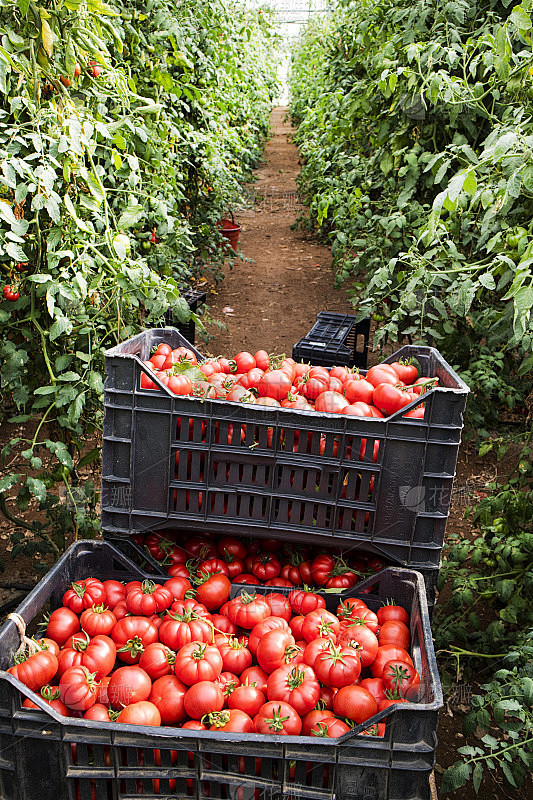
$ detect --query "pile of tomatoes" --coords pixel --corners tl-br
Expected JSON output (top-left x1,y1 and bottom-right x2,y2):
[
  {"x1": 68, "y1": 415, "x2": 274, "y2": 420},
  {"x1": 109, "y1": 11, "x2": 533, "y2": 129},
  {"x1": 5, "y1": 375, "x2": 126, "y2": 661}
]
[
  {"x1": 10, "y1": 568, "x2": 421, "y2": 739},
  {"x1": 140, "y1": 345, "x2": 438, "y2": 419},
  {"x1": 134, "y1": 530, "x2": 385, "y2": 589}
]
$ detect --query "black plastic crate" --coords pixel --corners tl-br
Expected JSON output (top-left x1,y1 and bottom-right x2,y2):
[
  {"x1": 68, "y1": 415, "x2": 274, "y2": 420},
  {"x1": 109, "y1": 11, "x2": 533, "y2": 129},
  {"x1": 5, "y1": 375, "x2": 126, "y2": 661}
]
[
  {"x1": 292, "y1": 312, "x2": 371, "y2": 369},
  {"x1": 0, "y1": 540, "x2": 442, "y2": 800},
  {"x1": 102, "y1": 328, "x2": 469, "y2": 570},
  {"x1": 163, "y1": 286, "x2": 207, "y2": 345}
]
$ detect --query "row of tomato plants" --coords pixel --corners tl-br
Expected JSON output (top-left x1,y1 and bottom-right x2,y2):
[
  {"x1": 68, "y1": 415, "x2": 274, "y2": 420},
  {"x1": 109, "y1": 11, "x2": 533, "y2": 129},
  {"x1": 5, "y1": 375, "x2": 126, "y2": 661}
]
[
  {"x1": 0, "y1": 0, "x2": 278, "y2": 562},
  {"x1": 12, "y1": 565, "x2": 419, "y2": 741}
]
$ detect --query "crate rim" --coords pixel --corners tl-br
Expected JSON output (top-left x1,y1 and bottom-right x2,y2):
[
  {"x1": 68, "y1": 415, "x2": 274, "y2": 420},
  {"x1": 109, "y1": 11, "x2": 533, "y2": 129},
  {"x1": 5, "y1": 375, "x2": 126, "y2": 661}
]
[
  {"x1": 104, "y1": 328, "x2": 470, "y2": 422},
  {"x1": 0, "y1": 539, "x2": 443, "y2": 745}
]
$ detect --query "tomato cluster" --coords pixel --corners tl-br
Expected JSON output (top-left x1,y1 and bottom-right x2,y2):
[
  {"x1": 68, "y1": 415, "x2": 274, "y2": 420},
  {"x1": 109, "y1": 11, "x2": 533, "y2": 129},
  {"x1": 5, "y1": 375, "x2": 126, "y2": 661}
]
[
  {"x1": 140, "y1": 345, "x2": 438, "y2": 419},
  {"x1": 134, "y1": 530, "x2": 385, "y2": 590},
  {"x1": 11, "y1": 571, "x2": 421, "y2": 741}
]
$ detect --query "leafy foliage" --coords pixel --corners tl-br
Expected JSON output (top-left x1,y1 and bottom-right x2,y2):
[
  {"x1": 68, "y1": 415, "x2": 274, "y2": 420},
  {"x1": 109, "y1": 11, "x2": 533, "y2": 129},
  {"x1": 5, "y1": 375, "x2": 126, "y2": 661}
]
[
  {"x1": 0, "y1": 0, "x2": 278, "y2": 560},
  {"x1": 289, "y1": 0, "x2": 533, "y2": 430}
]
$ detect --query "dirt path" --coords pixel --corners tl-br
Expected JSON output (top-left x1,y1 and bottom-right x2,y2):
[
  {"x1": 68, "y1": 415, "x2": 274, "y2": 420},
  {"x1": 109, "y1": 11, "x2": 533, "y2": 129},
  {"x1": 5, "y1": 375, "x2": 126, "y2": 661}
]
[{"x1": 206, "y1": 106, "x2": 354, "y2": 355}]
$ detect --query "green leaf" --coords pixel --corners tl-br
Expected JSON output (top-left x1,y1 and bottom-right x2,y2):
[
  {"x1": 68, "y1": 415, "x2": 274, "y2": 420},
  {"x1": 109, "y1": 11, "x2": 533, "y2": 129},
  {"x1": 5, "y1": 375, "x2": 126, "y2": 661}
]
[
  {"x1": 33, "y1": 385, "x2": 57, "y2": 395},
  {"x1": 17, "y1": 0, "x2": 30, "y2": 14},
  {"x1": 441, "y1": 761, "x2": 471, "y2": 793},
  {"x1": 26, "y1": 477, "x2": 47, "y2": 503},
  {"x1": 117, "y1": 203, "x2": 144, "y2": 230},
  {"x1": 40, "y1": 14, "x2": 54, "y2": 56},
  {"x1": 502, "y1": 761, "x2": 518, "y2": 787},
  {"x1": 510, "y1": 5, "x2": 532, "y2": 29},
  {"x1": 473, "y1": 763, "x2": 483, "y2": 793},
  {"x1": 50, "y1": 316, "x2": 72, "y2": 341},
  {"x1": 64, "y1": 195, "x2": 92, "y2": 234},
  {"x1": 463, "y1": 170, "x2": 477, "y2": 195},
  {"x1": 77, "y1": 448, "x2": 101, "y2": 469},
  {"x1": 478, "y1": 272, "x2": 496, "y2": 290},
  {"x1": 0, "y1": 474, "x2": 21, "y2": 494}
]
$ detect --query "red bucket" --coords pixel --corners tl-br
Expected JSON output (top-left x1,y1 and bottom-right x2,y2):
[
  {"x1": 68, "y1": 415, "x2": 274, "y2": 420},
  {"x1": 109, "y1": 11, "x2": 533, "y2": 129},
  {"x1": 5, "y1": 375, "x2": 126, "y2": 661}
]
[{"x1": 217, "y1": 218, "x2": 241, "y2": 251}]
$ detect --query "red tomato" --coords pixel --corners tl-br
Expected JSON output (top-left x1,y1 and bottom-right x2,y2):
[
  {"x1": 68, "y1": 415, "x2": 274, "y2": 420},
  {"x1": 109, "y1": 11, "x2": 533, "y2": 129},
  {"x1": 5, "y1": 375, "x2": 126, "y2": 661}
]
[
  {"x1": 257, "y1": 370, "x2": 293, "y2": 401},
  {"x1": 163, "y1": 576, "x2": 192, "y2": 601},
  {"x1": 280, "y1": 563, "x2": 302, "y2": 586},
  {"x1": 348, "y1": 607, "x2": 379, "y2": 633},
  {"x1": 301, "y1": 377, "x2": 328, "y2": 401},
  {"x1": 251, "y1": 555, "x2": 281, "y2": 582},
  {"x1": 216, "y1": 636, "x2": 252, "y2": 676},
  {"x1": 381, "y1": 660, "x2": 420, "y2": 699},
  {"x1": 21, "y1": 685, "x2": 69, "y2": 716},
  {"x1": 138, "y1": 643, "x2": 175, "y2": 680},
  {"x1": 379, "y1": 620, "x2": 410, "y2": 650},
  {"x1": 149, "y1": 674, "x2": 187, "y2": 724},
  {"x1": 338, "y1": 623, "x2": 379, "y2": 668},
  {"x1": 371, "y1": 645, "x2": 413, "y2": 678},
  {"x1": 303, "y1": 637, "x2": 334, "y2": 667},
  {"x1": 184, "y1": 680, "x2": 224, "y2": 719},
  {"x1": 301, "y1": 609, "x2": 340, "y2": 643},
  {"x1": 378, "y1": 696, "x2": 410, "y2": 711},
  {"x1": 117, "y1": 701, "x2": 161, "y2": 726},
  {"x1": 310, "y1": 717, "x2": 352, "y2": 738},
  {"x1": 254, "y1": 350, "x2": 271, "y2": 371},
  {"x1": 205, "y1": 708, "x2": 254, "y2": 732},
  {"x1": 227, "y1": 591, "x2": 271, "y2": 629},
  {"x1": 289, "y1": 590, "x2": 326, "y2": 616},
  {"x1": 102, "y1": 580, "x2": 126, "y2": 607},
  {"x1": 314, "y1": 391, "x2": 349, "y2": 414},
  {"x1": 8, "y1": 651, "x2": 58, "y2": 693},
  {"x1": 377, "y1": 604, "x2": 409, "y2": 625},
  {"x1": 248, "y1": 616, "x2": 289, "y2": 655},
  {"x1": 232, "y1": 573, "x2": 258, "y2": 585},
  {"x1": 333, "y1": 685, "x2": 378, "y2": 724},
  {"x1": 79, "y1": 606, "x2": 116, "y2": 637},
  {"x1": 174, "y1": 641, "x2": 223, "y2": 685},
  {"x1": 195, "y1": 573, "x2": 231, "y2": 612},
  {"x1": 366, "y1": 365, "x2": 398, "y2": 387},
  {"x1": 214, "y1": 671, "x2": 240, "y2": 702},
  {"x1": 241, "y1": 666, "x2": 268, "y2": 695},
  {"x1": 266, "y1": 664, "x2": 320, "y2": 716},
  {"x1": 344, "y1": 379, "x2": 374, "y2": 405},
  {"x1": 159, "y1": 608, "x2": 214, "y2": 650},
  {"x1": 62, "y1": 579, "x2": 106, "y2": 614},
  {"x1": 302, "y1": 709, "x2": 336, "y2": 735},
  {"x1": 111, "y1": 617, "x2": 159, "y2": 664},
  {"x1": 359, "y1": 677, "x2": 387, "y2": 704},
  {"x1": 390, "y1": 361, "x2": 419, "y2": 384},
  {"x1": 126, "y1": 580, "x2": 173, "y2": 615},
  {"x1": 228, "y1": 682, "x2": 265, "y2": 717},
  {"x1": 337, "y1": 598, "x2": 368, "y2": 619},
  {"x1": 373, "y1": 384, "x2": 411, "y2": 416},
  {"x1": 254, "y1": 701, "x2": 302, "y2": 735},
  {"x1": 233, "y1": 352, "x2": 256, "y2": 372},
  {"x1": 313, "y1": 644, "x2": 362, "y2": 688},
  {"x1": 108, "y1": 666, "x2": 152, "y2": 708},
  {"x1": 210, "y1": 613, "x2": 237, "y2": 635},
  {"x1": 256, "y1": 629, "x2": 298, "y2": 674},
  {"x1": 59, "y1": 666, "x2": 99, "y2": 711},
  {"x1": 218, "y1": 536, "x2": 247, "y2": 561},
  {"x1": 83, "y1": 702, "x2": 112, "y2": 722},
  {"x1": 33, "y1": 638, "x2": 60, "y2": 657},
  {"x1": 58, "y1": 633, "x2": 116, "y2": 680},
  {"x1": 263, "y1": 593, "x2": 291, "y2": 621}
]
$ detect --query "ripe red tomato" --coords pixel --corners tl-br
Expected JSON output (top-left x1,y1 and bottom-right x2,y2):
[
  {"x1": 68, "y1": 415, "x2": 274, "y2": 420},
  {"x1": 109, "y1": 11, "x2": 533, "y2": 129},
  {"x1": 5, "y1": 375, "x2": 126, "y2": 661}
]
[
  {"x1": 174, "y1": 641, "x2": 223, "y2": 685},
  {"x1": 9, "y1": 650, "x2": 58, "y2": 692},
  {"x1": 248, "y1": 617, "x2": 289, "y2": 655},
  {"x1": 228, "y1": 682, "x2": 265, "y2": 717},
  {"x1": 379, "y1": 620, "x2": 410, "y2": 650},
  {"x1": 251, "y1": 555, "x2": 281, "y2": 582},
  {"x1": 102, "y1": 580, "x2": 126, "y2": 607},
  {"x1": 389, "y1": 361, "x2": 418, "y2": 384},
  {"x1": 254, "y1": 350, "x2": 270, "y2": 371},
  {"x1": 254, "y1": 701, "x2": 302, "y2": 735},
  {"x1": 167, "y1": 374, "x2": 193, "y2": 395},
  {"x1": 381, "y1": 660, "x2": 420, "y2": 699},
  {"x1": 263, "y1": 593, "x2": 291, "y2": 621},
  {"x1": 79, "y1": 605, "x2": 116, "y2": 637},
  {"x1": 227, "y1": 591, "x2": 271, "y2": 629},
  {"x1": 111, "y1": 617, "x2": 159, "y2": 664},
  {"x1": 149, "y1": 674, "x2": 187, "y2": 724},
  {"x1": 377, "y1": 604, "x2": 409, "y2": 625},
  {"x1": 139, "y1": 643, "x2": 175, "y2": 680},
  {"x1": 163, "y1": 576, "x2": 192, "y2": 601},
  {"x1": 233, "y1": 352, "x2": 256, "y2": 373},
  {"x1": 373, "y1": 384, "x2": 411, "y2": 416},
  {"x1": 126, "y1": 580, "x2": 173, "y2": 615},
  {"x1": 184, "y1": 680, "x2": 224, "y2": 719},
  {"x1": 310, "y1": 717, "x2": 351, "y2": 738},
  {"x1": 59, "y1": 666, "x2": 99, "y2": 711},
  {"x1": 333, "y1": 685, "x2": 378, "y2": 724},
  {"x1": 359, "y1": 677, "x2": 387, "y2": 704},
  {"x1": 83, "y1": 703, "x2": 111, "y2": 722},
  {"x1": 301, "y1": 609, "x2": 340, "y2": 643},
  {"x1": 195, "y1": 573, "x2": 231, "y2": 612},
  {"x1": 289, "y1": 590, "x2": 326, "y2": 615},
  {"x1": 314, "y1": 391, "x2": 349, "y2": 414},
  {"x1": 207, "y1": 708, "x2": 254, "y2": 732},
  {"x1": 240, "y1": 666, "x2": 268, "y2": 695},
  {"x1": 338, "y1": 623, "x2": 379, "y2": 668},
  {"x1": 257, "y1": 370, "x2": 293, "y2": 401},
  {"x1": 313, "y1": 644, "x2": 362, "y2": 688},
  {"x1": 62, "y1": 579, "x2": 106, "y2": 613},
  {"x1": 117, "y1": 701, "x2": 161, "y2": 726},
  {"x1": 158, "y1": 607, "x2": 214, "y2": 650},
  {"x1": 344, "y1": 379, "x2": 374, "y2": 405},
  {"x1": 266, "y1": 664, "x2": 320, "y2": 716},
  {"x1": 371, "y1": 645, "x2": 413, "y2": 678},
  {"x1": 256, "y1": 629, "x2": 297, "y2": 674},
  {"x1": 58, "y1": 633, "x2": 116, "y2": 680},
  {"x1": 218, "y1": 536, "x2": 247, "y2": 561},
  {"x1": 210, "y1": 613, "x2": 237, "y2": 635},
  {"x1": 303, "y1": 637, "x2": 334, "y2": 667},
  {"x1": 216, "y1": 635, "x2": 252, "y2": 675},
  {"x1": 108, "y1": 666, "x2": 152, "y2": 708}
]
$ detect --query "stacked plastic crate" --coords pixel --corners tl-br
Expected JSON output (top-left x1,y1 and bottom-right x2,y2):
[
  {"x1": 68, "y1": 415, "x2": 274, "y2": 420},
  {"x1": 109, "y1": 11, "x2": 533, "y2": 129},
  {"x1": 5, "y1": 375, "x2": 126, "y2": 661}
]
[{"x1": 0, "y1": 325, "x2": 469, "y2": 800}]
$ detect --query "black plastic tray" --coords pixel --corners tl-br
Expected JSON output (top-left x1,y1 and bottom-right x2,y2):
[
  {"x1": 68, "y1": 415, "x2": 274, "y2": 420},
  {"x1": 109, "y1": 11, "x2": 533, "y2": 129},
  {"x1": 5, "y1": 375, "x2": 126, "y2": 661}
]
[
  {"x1": 163, "y1": 286, "x2": 207, "y2": 344},
  {"x1": 102, "y1": 329, "x2": 469, "y2": 570},
  {"x1": 292, "y1": 312, "x2": 371, "y2": 369},
  {"x1": 0, "y1": 540, "x2": 442, "y2": 800}
]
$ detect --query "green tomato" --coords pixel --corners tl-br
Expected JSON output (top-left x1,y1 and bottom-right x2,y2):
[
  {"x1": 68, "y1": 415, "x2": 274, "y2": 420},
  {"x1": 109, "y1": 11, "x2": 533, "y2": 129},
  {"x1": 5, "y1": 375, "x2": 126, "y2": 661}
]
[
  {"x1": 506, "y1": 227, "x2": 528, "y2": 248},
  {"x1": 141, "y1": 241, "x2": 151, "y2": 251}
]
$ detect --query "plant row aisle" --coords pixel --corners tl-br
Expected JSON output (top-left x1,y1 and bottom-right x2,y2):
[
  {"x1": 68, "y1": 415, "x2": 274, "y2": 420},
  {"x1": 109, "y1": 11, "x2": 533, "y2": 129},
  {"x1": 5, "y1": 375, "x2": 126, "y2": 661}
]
[
  {"x1": 0, "y1": 0, "x2": 277, "y2": 544},
  {"x1": 290, "y1": 0, "x2": 533, "y2": 796}
]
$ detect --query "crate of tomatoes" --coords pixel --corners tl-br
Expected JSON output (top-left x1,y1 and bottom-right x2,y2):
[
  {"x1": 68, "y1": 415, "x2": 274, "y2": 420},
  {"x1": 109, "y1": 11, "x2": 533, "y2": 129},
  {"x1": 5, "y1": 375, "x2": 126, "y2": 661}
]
[
  {"x1": 102, "y1": 328, "x2": 469, "y2": 570},
  {"x1": 105, "y1": 526, "x2": 441, "y2": 607},
  {"x1": 0, "y1": 540, "x2": 441, "y2": 800}
]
